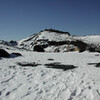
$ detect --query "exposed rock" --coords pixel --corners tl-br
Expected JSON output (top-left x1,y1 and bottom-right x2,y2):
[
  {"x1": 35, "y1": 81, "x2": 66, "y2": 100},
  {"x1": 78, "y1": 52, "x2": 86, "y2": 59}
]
[
  {"x1": 48, "y1": 41, "x2": 69, "y2": 46},
  {"x1": 17, "y1": 62, "x2": 41, "y2": 67},
  {"x1": 44, "y1": 28, "x2": 70, "y2": 35},
  {"x1": 0, "y1": 49, "x2": 10, "y2": 57},
  {"x1": 45, "y1": 62, "x2": 77, "y2": 71},
  {"x1": 11, "y1": 53, "x2": 22, "y2": 57},
  {"x1": 34, "y1": 45, "x2": 44, "y2": 52},
  {"x1": 71, "y1": 40, "x2": 87, "y2": 52},
  {"x1": 17, "y1": 29, "x2": 100, "y2": 53},
  {"x1": 47, "y1": 58, "x2": 54, "y2": 61},
  {"x1": 88, "y1": 47, "x2": 96, "y2": 52},
  {"x1": 9, "y1": 40, "x2": 18, "y2": 46},
  {"x1": 95, "y1": 63, "x2": 100, "y2": 67},
  {"x1": 88, "y1": 62, "x2": 100, "y2": 68}
]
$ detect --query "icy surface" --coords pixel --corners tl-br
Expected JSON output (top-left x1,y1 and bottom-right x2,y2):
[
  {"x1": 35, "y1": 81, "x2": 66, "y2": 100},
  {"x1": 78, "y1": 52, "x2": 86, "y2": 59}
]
[{"x1": 0, "y1": 48, "x2": 100, "y2": 100}]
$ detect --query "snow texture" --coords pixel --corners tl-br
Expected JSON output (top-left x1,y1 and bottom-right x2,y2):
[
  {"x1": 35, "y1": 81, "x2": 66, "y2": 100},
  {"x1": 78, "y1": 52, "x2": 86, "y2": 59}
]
[{"x1": 0, "y1": 47, "x2": 100, "y2": 100}]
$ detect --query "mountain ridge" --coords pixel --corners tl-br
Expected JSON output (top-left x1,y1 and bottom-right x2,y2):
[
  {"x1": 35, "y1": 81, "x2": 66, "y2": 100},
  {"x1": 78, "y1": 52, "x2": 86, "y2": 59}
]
[
  {"x1": 17, "y1": 29, "x2": 100, "y2": 53},
  {"x1": 0, "y1": 29, "x2": 100, "y2": 53}
]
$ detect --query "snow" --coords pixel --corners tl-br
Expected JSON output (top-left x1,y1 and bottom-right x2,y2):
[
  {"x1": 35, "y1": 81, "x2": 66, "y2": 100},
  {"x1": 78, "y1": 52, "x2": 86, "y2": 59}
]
[
  {"x1": 75, "y1": 35, "x2": 100, "y2": 45},
  {"x1": 0, "y1": 48, "x2": 100, "y2": 100},
  {"x1": 37, "y1": 31, "x2": 70, "y2": 41}
]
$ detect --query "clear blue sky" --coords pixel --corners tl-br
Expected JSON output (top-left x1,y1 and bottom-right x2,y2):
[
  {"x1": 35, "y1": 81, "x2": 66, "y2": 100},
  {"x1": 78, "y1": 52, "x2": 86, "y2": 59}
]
[{"x1": 0, "y1": 0, "x2": 100, "y2": 41}]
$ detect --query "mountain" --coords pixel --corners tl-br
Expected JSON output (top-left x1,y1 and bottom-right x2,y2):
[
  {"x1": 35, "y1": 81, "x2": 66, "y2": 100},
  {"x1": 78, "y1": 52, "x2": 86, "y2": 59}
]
[
  {"x1": 18, "y1": 29, "x2": 71, "y2": 51},
  {"x1": 0, "y1": 29, "x2": 100, "y2": 100},
  {"x1": 18, "y1": 29, "x2": 100, "y2": 53},
  {"x1": 0, "y1": 40, "x2": 18, "y2": 46}
]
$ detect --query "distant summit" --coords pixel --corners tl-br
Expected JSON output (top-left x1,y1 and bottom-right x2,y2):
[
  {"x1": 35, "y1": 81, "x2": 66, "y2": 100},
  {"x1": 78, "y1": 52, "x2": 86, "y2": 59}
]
[
  {"x1": 42, "y1": 28, "x2": 70, "y2": 35},
  {"x1": 17, "y1": 29, "x2": 100, "y2": 53},
  {"x1": 0, "y1": 28, "x2": 100, "y2": 53},
  {"x1": 18, "y1": 28, "x2": 72, "y2": 51}
]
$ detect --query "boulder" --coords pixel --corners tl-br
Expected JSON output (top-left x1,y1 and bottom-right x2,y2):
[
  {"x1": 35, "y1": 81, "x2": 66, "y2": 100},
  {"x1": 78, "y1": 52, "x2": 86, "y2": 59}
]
[
  {"x1": 0, "y1": 49, "x2": 10, "y2": 57},
  {"x1": 33, "y1": 45, "x2": 44, "y2": 52},
  {"x1": 11, "y1": 53, "x2": 22, "y2": 57}
]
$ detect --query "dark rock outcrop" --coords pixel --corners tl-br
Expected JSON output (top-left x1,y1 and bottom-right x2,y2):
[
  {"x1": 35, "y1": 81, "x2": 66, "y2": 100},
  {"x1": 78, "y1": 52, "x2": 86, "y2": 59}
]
[
  {"x1": 48, "y1": 41, "x2": 70, "y2": 46},
  {"x1": 34, "y1": 45, "x2": 44, "y2": 52},
  {"x1": 96, "y1": 63, "x2": 100, "y2": 67},
  {"x1": 11, "y1": 53, "x2": 22, "y2": 57},
  {"x1": 44, "y1": 29, "x2": 70, "y2": 35},
  {"x1": 88, "y1": 47, "x2": 96, "y2": 52},
  {"x1": 71, "y1": 40, "x2": 87, "y2": 52},
  {"x1": 0, "y1": 49, "x2": 10, "y2": 57},
  {"x1": 45, "y1": 62, "x2": 77, "y2": 71},
  {"x1": 9, "y1": 40, "x2": 18, "y2": 46}
]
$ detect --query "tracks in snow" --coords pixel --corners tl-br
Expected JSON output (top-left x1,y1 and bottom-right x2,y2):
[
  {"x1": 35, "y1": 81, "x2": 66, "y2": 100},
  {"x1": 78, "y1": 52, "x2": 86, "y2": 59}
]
[{"x1": 0, "y1": 52, "x2": 100, "y2": 100}]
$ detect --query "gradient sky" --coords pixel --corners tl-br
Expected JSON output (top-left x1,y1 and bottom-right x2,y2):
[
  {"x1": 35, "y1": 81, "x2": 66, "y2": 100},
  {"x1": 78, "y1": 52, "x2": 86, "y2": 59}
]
[{"x1": 0, "y1": 0, "x2": 100, "y2": 41}]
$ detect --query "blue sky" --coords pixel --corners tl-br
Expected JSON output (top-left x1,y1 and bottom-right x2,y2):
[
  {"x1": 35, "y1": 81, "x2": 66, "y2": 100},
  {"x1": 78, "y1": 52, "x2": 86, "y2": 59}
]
[{"x1": 0, "y1": 0, "x2": 100, "y2": 41}]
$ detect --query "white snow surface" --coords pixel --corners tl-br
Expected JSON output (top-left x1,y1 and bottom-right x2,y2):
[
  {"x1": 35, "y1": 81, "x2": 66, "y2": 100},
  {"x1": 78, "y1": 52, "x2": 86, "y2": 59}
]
[
  {"x1": 0, "y1": 48, "x2": 100, "y2": 100},
  {"x1": 75, "y1": 35, "x2": 100, "y2": 45},
  {"x1": 37, "y1": 31, "x2": 70, "y2": 41}
]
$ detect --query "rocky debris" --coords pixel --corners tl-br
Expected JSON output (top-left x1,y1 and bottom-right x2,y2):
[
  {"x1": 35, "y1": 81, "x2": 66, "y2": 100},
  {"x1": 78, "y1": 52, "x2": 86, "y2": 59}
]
[
  {"x1": 87, "y1": 62, "x2": 100, "y2": 67},
  {"x1": 17, "y1": 62, "x2": 41, "y2": 67},
  {"x1": 45, "y1": 62, "x2": 77, "y2": 71}
]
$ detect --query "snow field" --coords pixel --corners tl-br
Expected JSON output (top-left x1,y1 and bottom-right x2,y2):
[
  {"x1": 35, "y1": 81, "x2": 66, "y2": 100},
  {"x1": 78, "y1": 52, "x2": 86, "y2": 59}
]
[{"x1": 0, "y1": 50, "x2": 100, "y2": 100}]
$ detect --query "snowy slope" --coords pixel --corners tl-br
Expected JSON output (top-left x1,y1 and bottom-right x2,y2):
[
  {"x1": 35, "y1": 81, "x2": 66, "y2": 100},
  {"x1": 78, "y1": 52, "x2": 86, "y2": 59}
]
[
  {"x1": 35, "y1": 31, "x2": 70, "y2": 41},
  {"x1": 18, "y1": 29, "x2": 70, "y2": 45},
  {"x1": 17, "y1": 29, "x2": 100, "y2": 52},
  {"x1": 18, "y1": 30, "x2": 72, "y2": 51},
  {"x1": 0, "y1": 49, "x2": 100, "y2": 100},
  {"x1": 75, "y1": 35, "x2": 100, "y2": 45}
]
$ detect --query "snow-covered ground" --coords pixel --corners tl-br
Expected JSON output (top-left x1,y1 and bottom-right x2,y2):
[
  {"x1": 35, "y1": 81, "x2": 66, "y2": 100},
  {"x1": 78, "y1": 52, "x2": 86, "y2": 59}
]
[
  {"x1": 0, "y1": 48, "x2": 100, "y2": 100},
  {"x1": 75, "y1": 35, "x2": 100, "y2": 45}
]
